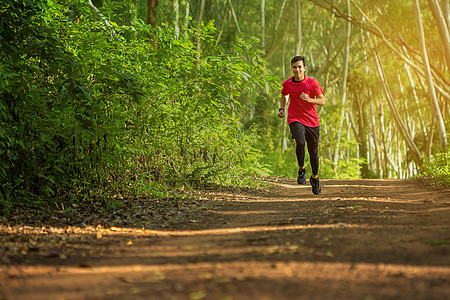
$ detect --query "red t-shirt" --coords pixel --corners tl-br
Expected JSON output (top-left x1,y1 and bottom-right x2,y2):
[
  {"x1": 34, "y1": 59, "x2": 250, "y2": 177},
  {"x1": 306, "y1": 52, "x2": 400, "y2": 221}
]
[{"x1": 281, "y1": 76, "x2": 324, "y2": 127}]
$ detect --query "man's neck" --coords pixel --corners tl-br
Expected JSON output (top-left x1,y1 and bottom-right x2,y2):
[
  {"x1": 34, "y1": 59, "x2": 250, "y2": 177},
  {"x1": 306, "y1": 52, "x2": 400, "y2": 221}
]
[{"x1": 293, "y1": 75, "x2": 306, "y2": 83}]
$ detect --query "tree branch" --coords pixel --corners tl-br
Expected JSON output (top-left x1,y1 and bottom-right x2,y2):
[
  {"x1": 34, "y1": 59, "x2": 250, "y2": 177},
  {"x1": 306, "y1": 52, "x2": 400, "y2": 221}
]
[
  {"x1": 87, "y1": 0, "x2": 117, "y2": 38},
  {"x1": 307, "y1": 0, "x2": 450, "y2": 99}
]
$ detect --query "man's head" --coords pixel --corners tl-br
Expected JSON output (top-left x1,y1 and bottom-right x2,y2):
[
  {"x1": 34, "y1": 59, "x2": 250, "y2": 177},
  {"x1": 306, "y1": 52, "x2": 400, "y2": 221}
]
[
  {"x1": 291, "y1": 56, "x2": 306, "y2": 67},
  {"x1": 291, "y1": 56, "x2": 306, "y2": 80}
]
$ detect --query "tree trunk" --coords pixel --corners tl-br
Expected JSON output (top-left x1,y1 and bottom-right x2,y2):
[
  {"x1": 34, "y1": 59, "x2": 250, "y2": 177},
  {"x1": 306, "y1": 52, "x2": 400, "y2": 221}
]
[
  {"x1": 404, "y1": 63, "x2": 428, "y2": 140},
  {"x1": 355, "y1": 95, "x2": 370, "y2": 178},
  {"x1": 445, "y1": 0, "x2": 450, "y2": 33},
  {"x1": 227, "y1": 0, "x2": 241, "y2": 34},
  {"x1": 196, "y1": 0, "x2": 205, "y2": 26},
  {"x1": 332, "y1": 0, "x2": 351, "y2": 174},
  {"x1": 414, "y1": 0, "x2": 448, "y2": 151},
  {"x1": 397, "y1": 130, "x2": 403, "y2": 178},
  {"x1": 370, "y1": 36, "x2": 423, "y2": 170},
  {"x1": 358, "y1": 25, "x2": 371, "y2": 178},
  {"x1": 274, "y1": 0, "x2": 288, "y2": 33},
  {"x1": 261, "y1": 0, "x2": 265, "y2": 55},
  {"x1": 295, "y1": 0, "x2": 302, "y2": 54},
  {"x1": 427, "y1": 119, "x2": 435, "y2": 158},
  {"x1": 346, "y1": 114, "x2": 351, "y2": 165},
  {"x1": 427, "y1": 0, "x2": 450, "y2": 71},
  {"x1": 370, "y1": 99, "x2": 382, "y2": 178},
  {"x1": 195, "y1": 0, "x2": 205, "y2": 69},
  {"x1": 173, "y1": 0, "x2": 180, "y2": 39},
  {"x1": 184, "y1": 0, "x2": 190, "y2": 40},
  {"x1": 87, "y1": 0, "x2": 117, "y2": 38},
  {"x1": 147, "y1": 0, "x2": 159, "y2": 27},
  {"x1": 378, "y1": 101, "x2": 389, "y2": 177},
  {"x1": 282, "y1": 31, "x2": 287, "y2": 77},
  {"x1": 215, "y1": 7, "x2": 228, "y2": 46}
]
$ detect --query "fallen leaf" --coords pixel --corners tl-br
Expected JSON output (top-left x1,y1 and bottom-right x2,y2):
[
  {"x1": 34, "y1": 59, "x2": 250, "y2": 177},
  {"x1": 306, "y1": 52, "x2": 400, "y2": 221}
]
[
  {"x1": 287, "y1": 245, "x2": 299, "y2": 251},
  {"x1": 190, "y1": 290, "x2": 206, "y2": 300},
  {"x1": 213, "y1": 277, "x2": 231, "y2": 284},
  {"x1": 153, "y1": 270, "x2": 165, "y2": 280},
  {"x1": 121, "y1": 276, "x2": 134, "y2": 283},
  {"x1": 267, "y1": 246, "x2": 279, "y2": 254},
  {"x1": 183, "y1": 245, "x2": 197, "y2": 250},
  {"x1": 423, "y1": 240, "x2": 449, "y2": 246}
]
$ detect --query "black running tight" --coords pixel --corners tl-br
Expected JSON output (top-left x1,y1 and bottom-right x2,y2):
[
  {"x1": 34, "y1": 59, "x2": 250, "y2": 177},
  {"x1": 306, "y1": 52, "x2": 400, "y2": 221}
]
[{"x1": 288, "y1": 122, "x2": 320, "y2": 175}]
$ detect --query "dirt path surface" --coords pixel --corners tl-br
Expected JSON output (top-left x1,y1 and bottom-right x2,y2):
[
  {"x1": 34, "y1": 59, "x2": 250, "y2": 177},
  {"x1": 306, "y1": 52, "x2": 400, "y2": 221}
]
[{"x1": 1, "y1": 178, "x2": 450, "y2": 300}]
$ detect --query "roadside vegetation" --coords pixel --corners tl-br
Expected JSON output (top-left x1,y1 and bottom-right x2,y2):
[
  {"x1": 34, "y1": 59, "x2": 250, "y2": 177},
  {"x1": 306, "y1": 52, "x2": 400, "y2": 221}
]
[{"x1": 1, "y1": 0, "x2": 448, "y2": 215}]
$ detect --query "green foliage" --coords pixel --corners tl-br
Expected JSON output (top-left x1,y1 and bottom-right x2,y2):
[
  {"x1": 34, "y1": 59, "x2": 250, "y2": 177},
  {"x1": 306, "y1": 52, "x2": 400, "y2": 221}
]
[
  {"x1": 0, "y1": 0, "x2": 271, "y2": 214},
  {"x1": 422, "y1": 152, "x2": 450, "y2": 186},
  {"x1": 3, "y1": 0, "x2": 447, "y2": 214},
  {"x1": 263, "y1": 148, "x2": 298, "y2": 179},
  {"x1": 1, "y1": 0, "x2": 94, "y2": 210}
]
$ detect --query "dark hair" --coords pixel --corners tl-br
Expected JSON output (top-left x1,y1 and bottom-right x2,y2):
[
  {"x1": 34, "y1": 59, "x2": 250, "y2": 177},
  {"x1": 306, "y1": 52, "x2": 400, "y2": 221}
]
[{"x1": 291, "y1": 56, "x2": 305, "y2": 66}]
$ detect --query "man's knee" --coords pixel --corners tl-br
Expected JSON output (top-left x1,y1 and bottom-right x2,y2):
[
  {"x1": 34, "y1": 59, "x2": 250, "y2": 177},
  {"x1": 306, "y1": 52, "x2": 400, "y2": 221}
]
[
  {"x1": 307, "y1": 144, "x2": 319, "y2": 155},
  {"x1": 296, "y1": 140, "x2": 306, "y2": 148}
]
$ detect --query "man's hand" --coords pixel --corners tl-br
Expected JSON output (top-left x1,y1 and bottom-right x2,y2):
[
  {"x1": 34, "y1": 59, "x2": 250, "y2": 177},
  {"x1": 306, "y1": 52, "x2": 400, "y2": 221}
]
[
  {"x1": 301, "y1": 92, "x2": 311, "y2": 102},
  {"x1": 278, "y1": 108, "x2": 285, "y2": 118},
  {"x1": 301, "y1": 92, "x2": 325, "y2": 106}
]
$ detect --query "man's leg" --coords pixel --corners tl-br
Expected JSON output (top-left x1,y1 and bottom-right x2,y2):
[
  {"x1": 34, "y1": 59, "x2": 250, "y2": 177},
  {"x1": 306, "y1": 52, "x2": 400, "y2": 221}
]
[
  {"x1": 305, "y1": 125, "x2": 320, "y2": 176},
  {"x1": 289, "y1": 122, "x2": 307, "y2": 184},
  {"x1": 305, "y1": 125, "x2": 321, "y2": 194}
]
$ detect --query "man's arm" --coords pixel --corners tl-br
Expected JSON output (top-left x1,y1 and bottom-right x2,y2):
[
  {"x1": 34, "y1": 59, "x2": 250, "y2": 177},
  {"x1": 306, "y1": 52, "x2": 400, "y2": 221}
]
[
  {"x1": 278, "y1": 94, "x2": 288, "y2": 118},
  {"x1": 301, "y1": 93, "x2": 325, "y2": 106}
]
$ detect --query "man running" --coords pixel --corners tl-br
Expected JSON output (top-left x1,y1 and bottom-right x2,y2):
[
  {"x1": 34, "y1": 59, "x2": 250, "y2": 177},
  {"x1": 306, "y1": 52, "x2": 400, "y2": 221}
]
[{"x1": 278, "y1": 56, "x2": 325, "y2": 195}]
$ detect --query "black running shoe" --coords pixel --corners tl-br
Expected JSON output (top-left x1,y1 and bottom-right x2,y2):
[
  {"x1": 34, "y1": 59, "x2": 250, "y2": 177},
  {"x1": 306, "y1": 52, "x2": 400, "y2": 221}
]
[
  {"x1": 310, "y1": 176, "x2": 321, "y2": 195},
  {"x1": 297, "y1": 168, "x2": 306, "y2": 185}
]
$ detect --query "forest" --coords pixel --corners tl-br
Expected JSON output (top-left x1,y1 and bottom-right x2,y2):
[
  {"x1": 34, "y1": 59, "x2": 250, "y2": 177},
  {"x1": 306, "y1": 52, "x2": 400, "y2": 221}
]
[{"x1": 1, "y1": 0, "x2": 449, "y2": 213}]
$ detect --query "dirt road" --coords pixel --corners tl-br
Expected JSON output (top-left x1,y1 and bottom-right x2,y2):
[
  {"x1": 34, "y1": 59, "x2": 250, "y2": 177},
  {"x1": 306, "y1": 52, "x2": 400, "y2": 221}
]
[{"x1": 1, "y1": 178, "x2": 449, "y2": 299}]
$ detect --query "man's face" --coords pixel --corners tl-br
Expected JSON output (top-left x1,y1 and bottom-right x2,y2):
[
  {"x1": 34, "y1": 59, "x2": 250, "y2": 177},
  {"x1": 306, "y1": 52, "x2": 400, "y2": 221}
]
[{"x1": 291, "y1": 60, "x2": 306, "y2": 79}]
